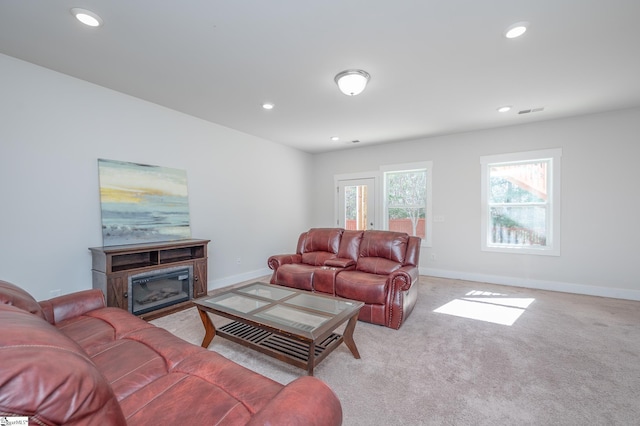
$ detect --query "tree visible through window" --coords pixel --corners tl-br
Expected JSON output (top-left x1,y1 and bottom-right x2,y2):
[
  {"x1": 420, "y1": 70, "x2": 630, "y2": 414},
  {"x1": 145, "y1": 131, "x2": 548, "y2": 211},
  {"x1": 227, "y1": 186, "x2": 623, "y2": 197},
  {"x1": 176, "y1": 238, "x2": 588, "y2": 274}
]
[
  {"x1": 382, "y1": 162, "x2": 432, "y2": 245},
  {"x1": 386, "y1": 170, "x2": 426, "y2": 237}
]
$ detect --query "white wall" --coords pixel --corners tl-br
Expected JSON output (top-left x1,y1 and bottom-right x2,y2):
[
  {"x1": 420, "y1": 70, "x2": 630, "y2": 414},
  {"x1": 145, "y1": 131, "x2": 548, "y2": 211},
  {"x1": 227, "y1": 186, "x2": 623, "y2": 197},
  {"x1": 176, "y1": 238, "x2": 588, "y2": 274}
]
[
  {"x1": 311, "y1": 108, "x2": 640, "y2": 300},
  {"x1": 3, "y1": 52, "x2": 639, "y2": 302},
  {"x1": 0, "y1": 54, "x2": 312, "y2": 300}
]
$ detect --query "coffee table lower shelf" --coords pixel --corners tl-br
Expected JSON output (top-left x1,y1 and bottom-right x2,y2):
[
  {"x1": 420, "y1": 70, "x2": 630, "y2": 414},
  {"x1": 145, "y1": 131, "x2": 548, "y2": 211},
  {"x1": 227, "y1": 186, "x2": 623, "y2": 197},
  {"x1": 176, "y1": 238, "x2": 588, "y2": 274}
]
[{"x1": 218, "y1": 321, "x2": 343, "y2": 374}]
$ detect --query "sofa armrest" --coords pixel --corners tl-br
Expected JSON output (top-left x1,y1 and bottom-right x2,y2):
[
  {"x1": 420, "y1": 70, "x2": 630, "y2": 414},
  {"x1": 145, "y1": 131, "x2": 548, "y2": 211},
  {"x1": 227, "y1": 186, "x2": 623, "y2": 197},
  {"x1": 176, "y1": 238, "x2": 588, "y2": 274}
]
[
  {"x1": 324, "y1": 257, "x2": 356, "y2": 268},
  {"x1": 388, "y1": 265, "x2": 419, "y2": 292},
  {"x1": 39, "y1": 289, "x2": 106, "y2": 325},
  {"x1": 267, "y1": 253, "x2": 302, "y2": 270},
  {"x1": 246, "y1": 376, "x2": 342, "y2": 426},
  {"x1": 386, "y1": 266, "x2": 420, "y2": 329}
]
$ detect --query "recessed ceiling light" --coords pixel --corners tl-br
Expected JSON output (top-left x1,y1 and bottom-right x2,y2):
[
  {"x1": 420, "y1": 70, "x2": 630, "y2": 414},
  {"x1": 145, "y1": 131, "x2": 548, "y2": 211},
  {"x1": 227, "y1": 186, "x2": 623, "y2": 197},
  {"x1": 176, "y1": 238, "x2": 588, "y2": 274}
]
[
  {"x1": 497, "y1": 106, "x2": 512, "y2": 113},
  {"x1": 504, "y1": 22, "x2": 529, "y2": 39},
  {"x1": 262, "y1": 103, "x2": 275, "y2": 110},
  {"x1": 330, "y1": 136, "x2": 340, "y2": 141},
  {"x1": 71, "y1": 8, "x2": 103, "y2": 27}
]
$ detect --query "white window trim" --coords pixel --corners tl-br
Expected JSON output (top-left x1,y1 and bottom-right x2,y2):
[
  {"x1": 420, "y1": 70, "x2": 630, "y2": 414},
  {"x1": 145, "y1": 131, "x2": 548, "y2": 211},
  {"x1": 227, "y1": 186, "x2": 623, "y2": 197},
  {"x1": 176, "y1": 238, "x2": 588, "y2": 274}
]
[
  {"x1": 380, "y1": 161, "x2": 433, "y2": 247},
  {"x1": 480, "y1": 148, "x2": 562, "y2": 256}
]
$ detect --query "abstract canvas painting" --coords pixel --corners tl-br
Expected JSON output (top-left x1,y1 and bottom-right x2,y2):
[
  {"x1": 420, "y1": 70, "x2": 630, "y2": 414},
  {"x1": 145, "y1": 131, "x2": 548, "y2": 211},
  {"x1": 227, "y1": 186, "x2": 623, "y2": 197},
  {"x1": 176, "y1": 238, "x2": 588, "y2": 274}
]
[{"x1": 98, "y1": 159, "x2": 191, "y2": 246}]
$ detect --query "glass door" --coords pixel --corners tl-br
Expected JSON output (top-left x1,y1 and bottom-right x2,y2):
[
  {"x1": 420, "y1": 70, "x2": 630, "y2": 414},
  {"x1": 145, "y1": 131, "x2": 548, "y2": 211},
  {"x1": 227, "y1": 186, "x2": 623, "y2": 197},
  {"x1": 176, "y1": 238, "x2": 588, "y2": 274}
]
[{"x1": 337, "y1": 178, "x2": 375, "y2": 230}]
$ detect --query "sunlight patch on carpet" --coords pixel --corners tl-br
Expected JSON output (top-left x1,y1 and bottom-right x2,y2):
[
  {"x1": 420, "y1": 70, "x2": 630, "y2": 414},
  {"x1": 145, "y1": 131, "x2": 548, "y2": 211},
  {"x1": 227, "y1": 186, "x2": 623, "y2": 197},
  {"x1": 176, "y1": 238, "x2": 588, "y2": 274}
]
[{"x1": 434, "y1": 290, "x2": 535, "y2": 326}]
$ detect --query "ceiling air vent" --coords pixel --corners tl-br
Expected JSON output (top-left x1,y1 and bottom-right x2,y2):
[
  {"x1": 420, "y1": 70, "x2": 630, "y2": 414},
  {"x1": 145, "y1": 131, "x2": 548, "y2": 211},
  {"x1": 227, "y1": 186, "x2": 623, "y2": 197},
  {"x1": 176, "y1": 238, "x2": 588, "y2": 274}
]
[
  {"x1": 518, "y1": 107, "x2": 545, "y2": 115},
  {"x1": 352, "y1": 140, "x2": 361, "y2": 144}
]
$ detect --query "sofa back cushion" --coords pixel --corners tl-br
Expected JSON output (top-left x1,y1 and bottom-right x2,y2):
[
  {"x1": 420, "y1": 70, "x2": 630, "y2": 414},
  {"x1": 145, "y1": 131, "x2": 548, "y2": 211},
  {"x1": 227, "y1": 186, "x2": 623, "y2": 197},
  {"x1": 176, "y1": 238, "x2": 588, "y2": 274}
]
[
  {"x1": 0, "y1": 279, "x2": 45, "y2": 319},
  {"x1": 404, "y1": 236, "x2": 421, "y2": 267},
  {"x1": 0, "y1": 304, "x2": 126, "y2": 425},
  {"x1": 337, "y1": 230, "x2": 364, "y2": 261},
  {"x1": 303, "y1": 228, "x2": 343, "y2": 253},
  {"x1": 356, "y1": 231, "x2": 409, "y2": 275},
  {"x1": 298, "y1": 228, "x2": 343, "y2": 265}
]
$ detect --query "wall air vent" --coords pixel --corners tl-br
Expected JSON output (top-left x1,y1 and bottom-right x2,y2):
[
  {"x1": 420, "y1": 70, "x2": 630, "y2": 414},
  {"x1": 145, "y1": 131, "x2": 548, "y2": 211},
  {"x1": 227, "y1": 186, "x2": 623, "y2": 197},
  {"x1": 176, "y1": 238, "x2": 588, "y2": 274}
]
[{"x1": 518, "y1": 107, "x2": 545, "y2": 115}]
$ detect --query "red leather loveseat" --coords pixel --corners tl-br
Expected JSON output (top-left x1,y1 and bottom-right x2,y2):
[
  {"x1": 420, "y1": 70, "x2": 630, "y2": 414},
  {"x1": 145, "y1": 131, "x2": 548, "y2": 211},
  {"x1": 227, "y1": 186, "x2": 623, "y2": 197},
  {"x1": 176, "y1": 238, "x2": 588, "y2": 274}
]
[
  {"x1": 0, "y1": 280, "x2": 342, "y2": 425},
  {"x1": 268, "y1": 228, "x2": 420, "y2": 329}
]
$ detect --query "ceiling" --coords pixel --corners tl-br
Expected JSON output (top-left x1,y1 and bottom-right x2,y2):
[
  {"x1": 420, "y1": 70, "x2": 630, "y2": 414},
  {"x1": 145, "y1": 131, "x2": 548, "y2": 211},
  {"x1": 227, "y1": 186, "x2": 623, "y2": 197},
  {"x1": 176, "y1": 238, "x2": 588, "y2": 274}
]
[{"x1": 1, "y1": 1, "x2": 639, "y2": 154}]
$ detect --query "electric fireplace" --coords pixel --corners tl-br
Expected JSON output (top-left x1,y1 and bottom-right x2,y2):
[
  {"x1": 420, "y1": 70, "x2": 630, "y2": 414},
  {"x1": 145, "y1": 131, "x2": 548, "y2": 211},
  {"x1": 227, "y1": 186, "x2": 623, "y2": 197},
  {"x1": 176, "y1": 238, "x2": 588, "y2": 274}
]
[{"x1": 128, "y1": 265, "x2": 193, "y2": 315}]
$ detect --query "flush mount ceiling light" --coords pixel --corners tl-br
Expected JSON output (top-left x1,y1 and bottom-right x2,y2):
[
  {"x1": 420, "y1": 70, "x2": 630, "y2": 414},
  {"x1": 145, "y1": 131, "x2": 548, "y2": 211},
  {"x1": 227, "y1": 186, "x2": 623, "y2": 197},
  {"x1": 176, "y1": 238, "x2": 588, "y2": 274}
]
[
  {"x1": 497, "y1": 106, "x2": 512, "y2": 113},
  {"x1": 330, "y1": 136, "x2": 340, "y2": 141},
  {"x1": 262, "y1": 102, "x2": 275, "y2": 110},
  {"x1": 334, "y1": 70, "x2": 370, "y2": 96},
  {"x1": 71, "y1": 8, "x2": 103, "y2": 27},
  {"x1": 504, "y1": 22, "x2": 529, "y2": 39}
]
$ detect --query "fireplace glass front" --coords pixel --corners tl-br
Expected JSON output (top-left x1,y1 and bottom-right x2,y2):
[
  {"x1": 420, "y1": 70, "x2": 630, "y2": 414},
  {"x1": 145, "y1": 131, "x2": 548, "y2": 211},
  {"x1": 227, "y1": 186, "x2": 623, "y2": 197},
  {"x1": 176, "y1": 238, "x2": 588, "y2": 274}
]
[{"x1": 128, "y1": 266, "x2": 193, "y2": 315}]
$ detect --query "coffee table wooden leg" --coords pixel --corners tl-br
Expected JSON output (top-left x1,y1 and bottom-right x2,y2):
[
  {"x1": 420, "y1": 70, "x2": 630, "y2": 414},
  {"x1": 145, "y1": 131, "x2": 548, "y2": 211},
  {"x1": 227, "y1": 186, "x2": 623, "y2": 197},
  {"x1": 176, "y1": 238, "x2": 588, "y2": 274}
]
[
  {"x1": 343, "y1": 313, "x2": 361, "y2": 359},
  {"x1": 307, "y1": 344, "x2": 316, "y2": 376},
  {"x1": 198, "y1": 308, "x2": 216, "y2": 348}
]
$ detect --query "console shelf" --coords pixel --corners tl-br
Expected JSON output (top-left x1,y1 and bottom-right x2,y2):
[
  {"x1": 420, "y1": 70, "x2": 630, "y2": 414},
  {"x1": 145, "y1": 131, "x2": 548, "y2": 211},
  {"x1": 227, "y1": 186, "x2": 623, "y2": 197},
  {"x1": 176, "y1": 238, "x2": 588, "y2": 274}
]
[{"x1": 90, "y1": 239, "x2": 210, "y2": 318}]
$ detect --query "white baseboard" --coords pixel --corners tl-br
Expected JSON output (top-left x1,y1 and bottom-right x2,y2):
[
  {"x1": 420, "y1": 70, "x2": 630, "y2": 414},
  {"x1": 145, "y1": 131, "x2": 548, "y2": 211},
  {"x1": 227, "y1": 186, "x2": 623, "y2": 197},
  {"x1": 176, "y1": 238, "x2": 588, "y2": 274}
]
[
  {"x1": 205, "y1": 266, "x2": 640, "y2": 301},
  {"x1": 420, "y1": 267, "x2": 640, "y2": 301},
  {"x1": 207, "y1": 268, "x2": 272, "y2": 291}
]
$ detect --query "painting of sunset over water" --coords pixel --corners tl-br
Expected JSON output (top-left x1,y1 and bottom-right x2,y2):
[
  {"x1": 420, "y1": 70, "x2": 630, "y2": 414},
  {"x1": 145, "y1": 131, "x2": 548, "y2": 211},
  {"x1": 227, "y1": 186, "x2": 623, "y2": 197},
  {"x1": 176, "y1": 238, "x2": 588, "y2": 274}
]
[{"x1": 98, "y1": 159, "x2": 191, "y2": 246}]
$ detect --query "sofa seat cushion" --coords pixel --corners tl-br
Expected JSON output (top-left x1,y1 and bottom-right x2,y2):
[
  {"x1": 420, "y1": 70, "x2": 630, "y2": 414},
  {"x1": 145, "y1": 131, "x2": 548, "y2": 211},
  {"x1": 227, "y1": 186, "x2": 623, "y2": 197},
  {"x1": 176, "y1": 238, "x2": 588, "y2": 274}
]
[
  {"x1": 69, "y1": 317, "x2": 204, "y2": 401},
  {"x1": 335, "y1": 271, "x2": 389, "y2": 304},
  {"x1": 122, "y1": 372, "x2": 257, "y2": 425},
  {"x1": 275, "y1": 263, "x2": 317, "y2": 291},
  {"x1": 173, "y1": 351, "x2": 284, "y2": 418},
  {"x1": 0, "y1": 304, "x2": 127, "y2": 425},
  {"x1": 88, "y1": 325, "x2": 284, "y2": 424},
  {"x1": 55, "y1": 307, "x2": 155, "y2": 354},
  {"x1": 55, "y1": 315, "x2": 119, "y2": 351},
  {"x1": 301, "y1": 251, "x2": 337, "y2": 266},
  {"x1": 356, "y1": 257, "x2": 402, "y2": 275},
  {"x1": 90, "y1": 337, "x2": 172, "y2": 401}
]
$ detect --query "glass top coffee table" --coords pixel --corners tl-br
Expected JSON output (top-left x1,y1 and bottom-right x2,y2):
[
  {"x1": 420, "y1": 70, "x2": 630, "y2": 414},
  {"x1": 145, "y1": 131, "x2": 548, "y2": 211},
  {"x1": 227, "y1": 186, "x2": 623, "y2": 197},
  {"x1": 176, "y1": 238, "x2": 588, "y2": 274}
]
[{"x1": 193, "y1": 282, "x2": 364, "y2": 375}]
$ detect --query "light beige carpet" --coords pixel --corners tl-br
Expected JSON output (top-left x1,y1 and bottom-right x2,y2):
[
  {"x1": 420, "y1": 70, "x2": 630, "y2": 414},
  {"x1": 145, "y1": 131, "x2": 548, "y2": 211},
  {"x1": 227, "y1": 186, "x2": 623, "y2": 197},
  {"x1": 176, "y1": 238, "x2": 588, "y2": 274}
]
[{"x1": 151, "y1": 276, "x2": 640, "y2": 425}]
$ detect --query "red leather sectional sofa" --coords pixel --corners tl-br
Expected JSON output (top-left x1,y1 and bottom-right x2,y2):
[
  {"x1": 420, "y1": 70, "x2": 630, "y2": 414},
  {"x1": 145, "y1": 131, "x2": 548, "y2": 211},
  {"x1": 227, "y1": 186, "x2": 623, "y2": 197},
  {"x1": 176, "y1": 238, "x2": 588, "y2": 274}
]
[
  {"x1": 268, "y1": 228, "x2": 421, "y2": 329},
  {"x1": 0, "y1": 280, "x2": 342, "y2": 425}
]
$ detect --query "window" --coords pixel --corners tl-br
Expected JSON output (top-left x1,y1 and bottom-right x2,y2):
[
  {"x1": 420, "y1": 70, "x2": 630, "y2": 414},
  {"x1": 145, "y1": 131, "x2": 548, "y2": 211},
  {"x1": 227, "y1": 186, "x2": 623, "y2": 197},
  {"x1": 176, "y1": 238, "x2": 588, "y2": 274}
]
[
  {"x1": 381, "y1": 162, "x2": 432, "y2": 246},
  {"x1": 480, "y1": 149, "x2": 561, "y2": 255}
]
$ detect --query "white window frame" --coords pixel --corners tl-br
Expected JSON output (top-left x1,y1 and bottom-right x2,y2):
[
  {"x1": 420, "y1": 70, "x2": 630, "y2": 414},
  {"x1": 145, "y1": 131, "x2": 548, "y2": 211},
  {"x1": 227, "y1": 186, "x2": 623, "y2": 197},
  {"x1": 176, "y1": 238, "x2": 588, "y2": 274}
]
[
  {"x1": 381, "y1": 161, "x2": 433, "y2": 247},
  {"x1": 480, "y1": 148, "x2": 562, "y2": 256}
]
